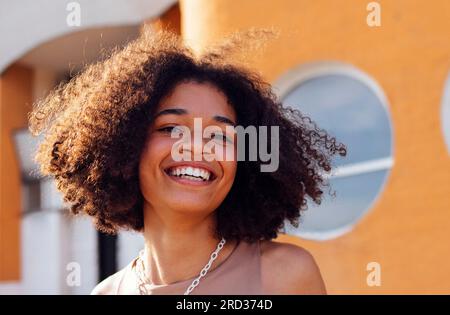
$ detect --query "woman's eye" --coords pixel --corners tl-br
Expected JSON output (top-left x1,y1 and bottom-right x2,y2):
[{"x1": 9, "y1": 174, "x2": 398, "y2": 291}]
[
  {"x1": 158, "y1": 126, "x2": 181, "y2": 134},
  {"x1": 157, "y1": 126, "x2": 174, "y2": 133},
  {"x1": 211, "y1": 133, "x2": 232, "y2": 144}
]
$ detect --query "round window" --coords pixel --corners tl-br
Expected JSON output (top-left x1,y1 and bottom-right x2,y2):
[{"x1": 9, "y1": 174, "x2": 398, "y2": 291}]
[{"x1": 276, "y1": 63, "x2": 394, "y2": 240}]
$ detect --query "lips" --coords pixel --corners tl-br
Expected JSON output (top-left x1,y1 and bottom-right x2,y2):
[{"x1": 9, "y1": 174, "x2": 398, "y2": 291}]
[{"x1": 163, "y1": 163, "x2": 217, "y2": 185}]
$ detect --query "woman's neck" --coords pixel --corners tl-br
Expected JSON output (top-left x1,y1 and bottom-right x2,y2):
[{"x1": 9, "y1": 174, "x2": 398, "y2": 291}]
[{"x1": 142, "y1": 203, "x2": 236, "y2": 285}]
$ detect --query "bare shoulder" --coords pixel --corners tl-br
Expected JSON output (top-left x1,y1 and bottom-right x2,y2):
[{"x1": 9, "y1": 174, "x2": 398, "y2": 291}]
[
  {"x1": 260, "y1": 240, "x2": 327, "y2": 295},
  {"x1": 90, "y1": 268, "x2": 127, "y2": 295}
]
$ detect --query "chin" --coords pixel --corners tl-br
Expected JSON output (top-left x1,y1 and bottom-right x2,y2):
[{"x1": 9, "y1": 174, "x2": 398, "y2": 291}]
[{"x1": 171, "y1": 200, "x2": 215, "y2": 213}]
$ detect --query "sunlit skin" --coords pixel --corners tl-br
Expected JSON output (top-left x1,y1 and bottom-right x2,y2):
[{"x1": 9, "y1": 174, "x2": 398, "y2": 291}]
[
  {"x1": 139, "y1": 81, "x2": 239, "y2": 286},
  {"x1": 140, "y1": 88, "x2": 237, "y2": 221},
  {"x1": 92, "y1": 81, "x2": 326, "y2": 294}
]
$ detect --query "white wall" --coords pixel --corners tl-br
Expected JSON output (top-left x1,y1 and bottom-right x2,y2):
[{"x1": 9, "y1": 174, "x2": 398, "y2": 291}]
[
  {"x1": 0, "y1": 209, "x2": 97, "y2": 294},
  {"x1": 0, "y1": 0, "x2": 177, "y2": 73},
  {"x1": 118, "y1": 231, "x2": 144, "y2": 270},
  {"x1": 0, "y1": 181, "x2": 145, "y2": 295}
]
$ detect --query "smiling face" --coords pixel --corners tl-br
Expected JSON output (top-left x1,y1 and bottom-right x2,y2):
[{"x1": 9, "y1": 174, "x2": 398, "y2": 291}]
[{"x1": 139, "y1": 81, "x2": 238, "y2": 217}]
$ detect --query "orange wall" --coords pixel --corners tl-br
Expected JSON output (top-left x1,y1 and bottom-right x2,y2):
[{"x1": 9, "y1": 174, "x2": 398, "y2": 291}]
[
  {"x1": 180, "y1": 0, "x2": 450, "y2": 293},
  {"x1": 0, "y1": 64, "x2": 33, "y2": 281},
  {"x1": 148, "y1": 3, "x2": 181, "y2": 35}
]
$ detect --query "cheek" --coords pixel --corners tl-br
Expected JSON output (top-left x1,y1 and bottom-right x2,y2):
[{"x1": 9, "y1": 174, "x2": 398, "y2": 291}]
[
  {"x1": 139, "y1": 136, "x2": 174, "y2": 202},
  {"x1": 139, "y1": 136, "x2": 173, "y2": 175},
  {"x1": 222, "y1": 142, "x2": 237, "y2": 179},
  {"x1": 221, "y1": 160, "x2": 237, "y2": 184}
]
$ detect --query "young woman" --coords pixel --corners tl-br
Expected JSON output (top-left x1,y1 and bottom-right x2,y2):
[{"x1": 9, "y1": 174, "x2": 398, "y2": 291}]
[{"x1": 28, "y1": 28, "x2": 346, "y2": 295}]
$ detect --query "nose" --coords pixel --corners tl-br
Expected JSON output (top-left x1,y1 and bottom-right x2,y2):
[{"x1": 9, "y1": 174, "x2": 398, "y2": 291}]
[
  {"x1": 171, "y1": 130, "x2": 214, "y2": 162},
  {"x1": 182, "y1": 134, "x2": 213, "y2": 161}
]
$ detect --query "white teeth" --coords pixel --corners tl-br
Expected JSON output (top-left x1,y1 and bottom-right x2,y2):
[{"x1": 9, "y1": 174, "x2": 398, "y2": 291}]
[
  {"x1": 167, "y1": 166, "x2": 212, "y2": 181},
  {"x1": 181, "y1": 175, "x2": 202, "y2": 181}
]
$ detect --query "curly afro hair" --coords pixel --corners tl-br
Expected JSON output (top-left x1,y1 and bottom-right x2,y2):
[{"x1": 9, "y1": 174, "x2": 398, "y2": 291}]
[{"x1": 28, "y1": 27, "x2": 347, "y2": 242}]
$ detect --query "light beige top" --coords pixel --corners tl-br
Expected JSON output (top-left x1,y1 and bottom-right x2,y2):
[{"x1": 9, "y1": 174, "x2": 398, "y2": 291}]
[{"x1": 106, "y1": 240, "x2": 262, "y2": 295}]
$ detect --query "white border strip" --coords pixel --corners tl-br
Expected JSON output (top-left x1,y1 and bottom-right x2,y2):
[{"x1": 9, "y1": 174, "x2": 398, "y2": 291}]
[{"x1": 441, "y1": 72, "x2": 450, "y2": 155}]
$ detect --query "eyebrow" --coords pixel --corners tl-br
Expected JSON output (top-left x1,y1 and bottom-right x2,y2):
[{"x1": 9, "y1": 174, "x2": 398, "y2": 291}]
[{"x1": 153, "y1": 108, "x2": 236, "y2": 126}]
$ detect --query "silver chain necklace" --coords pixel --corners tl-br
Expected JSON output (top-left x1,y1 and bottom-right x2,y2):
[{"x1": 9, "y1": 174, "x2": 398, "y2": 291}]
[{"x1": 134, "y1": 237, "x2": 226, "y2": 295}]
